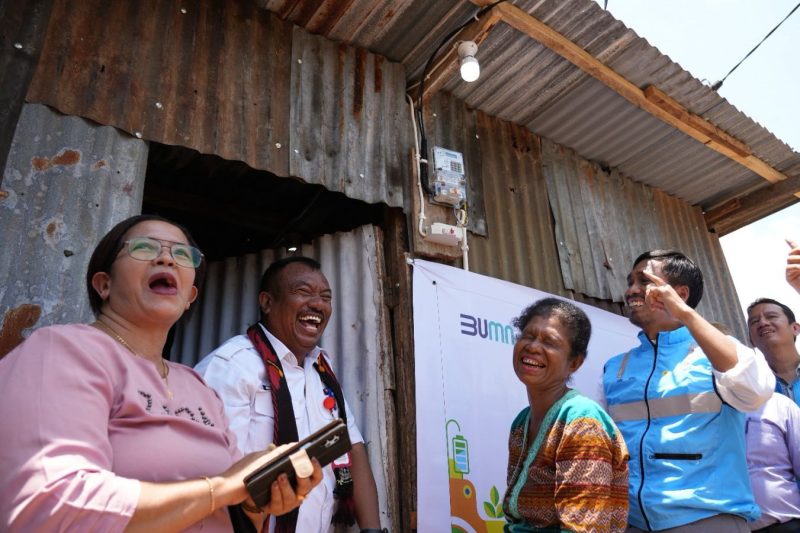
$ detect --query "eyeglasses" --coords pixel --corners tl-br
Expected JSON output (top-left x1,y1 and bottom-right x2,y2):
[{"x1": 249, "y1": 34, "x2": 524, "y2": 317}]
[{"x1": 121, "y1": 237, "x2": 204, "y2": 268}]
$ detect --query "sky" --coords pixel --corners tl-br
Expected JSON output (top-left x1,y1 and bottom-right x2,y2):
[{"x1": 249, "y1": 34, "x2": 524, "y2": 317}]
[{"x1": 597, "y1": 0, "x2": 800, "y2": 325}]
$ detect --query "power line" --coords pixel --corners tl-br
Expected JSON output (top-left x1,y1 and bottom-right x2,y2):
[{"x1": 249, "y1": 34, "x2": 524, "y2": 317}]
[{"x1": 712, "y1": 2, "x2": 800, "y2": 90}]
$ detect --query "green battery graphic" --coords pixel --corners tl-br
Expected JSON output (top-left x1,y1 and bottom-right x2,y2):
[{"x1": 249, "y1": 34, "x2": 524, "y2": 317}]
[{"x1": 452, "y1": 434, "x2": 470, "y2": 474}]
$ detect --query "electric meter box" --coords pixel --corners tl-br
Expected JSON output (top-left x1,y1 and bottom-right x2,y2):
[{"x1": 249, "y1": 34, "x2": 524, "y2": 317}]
[{"x1": 431, "y1": 146, "x2": 467, "y2": 206}]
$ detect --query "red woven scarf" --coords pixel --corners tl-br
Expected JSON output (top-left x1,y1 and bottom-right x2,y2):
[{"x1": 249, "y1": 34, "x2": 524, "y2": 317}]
[{"x1": 246, "y1": 324, "x2": 356, "y2": 530}]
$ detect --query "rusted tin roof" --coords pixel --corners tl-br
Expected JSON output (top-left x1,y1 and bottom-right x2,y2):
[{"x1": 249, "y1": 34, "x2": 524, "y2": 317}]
[
  {"x1": 258, "y1": 0, "x2": 800, "y2": 231},
  {"x1": 26, "y1": 0, "x2": 409, "y2": 209}
]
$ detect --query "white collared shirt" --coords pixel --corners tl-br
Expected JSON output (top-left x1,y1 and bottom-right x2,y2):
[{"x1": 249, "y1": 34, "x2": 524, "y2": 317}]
[{"x1": 195, "y1": 325, "x2": 363, "y2": 533}]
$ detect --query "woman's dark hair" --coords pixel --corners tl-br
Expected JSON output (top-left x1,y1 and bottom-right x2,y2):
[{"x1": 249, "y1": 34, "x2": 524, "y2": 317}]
[
  {"x1": 85, "y1": 214, "x2": 206, "y2": 315},
  {"x1": 513, "y1": 297, "x2": 591, "y2": 360},
  {"x1": 632, "y1": 250, "x2": 704, "y2": 309}
]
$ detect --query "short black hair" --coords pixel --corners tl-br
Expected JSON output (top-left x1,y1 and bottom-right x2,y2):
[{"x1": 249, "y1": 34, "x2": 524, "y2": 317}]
[
  {"x1": 86, "y1": 214, "x2": 206, "y2": 315},
  {"x1": 258, "y1": 256, "x2": 322, "y2": 320},
  {"x1": 747, "y1": 297, "x2": 796, "y2": 324},
  {"x1": 513, "y1": 297, "x2": 591, "y2": 360},
  {"x1": 632, "y1": 250, "x2": 704, "y2": 308}
]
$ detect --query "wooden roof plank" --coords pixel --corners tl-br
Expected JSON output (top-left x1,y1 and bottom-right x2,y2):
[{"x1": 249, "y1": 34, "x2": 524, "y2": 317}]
[{"x1": 464, "y1": 1, "x2": 788, "y2": 185}]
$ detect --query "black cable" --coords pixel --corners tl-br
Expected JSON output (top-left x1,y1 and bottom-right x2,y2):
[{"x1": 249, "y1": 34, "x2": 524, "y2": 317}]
[
  {"x1": 415, "y1": 0, "x2": 507, "y2": 108},
  {"x1": 712, "y1": 1, "x2": 800, "y2": 90},
  {"x1": 414, "y1": 1, "x2": 508, "y2": 192}
]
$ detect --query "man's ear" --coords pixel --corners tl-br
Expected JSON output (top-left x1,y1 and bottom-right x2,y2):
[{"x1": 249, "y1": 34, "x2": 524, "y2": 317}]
[
  {"x1": 91, "y1": 272, "x2": 111, "y2": 302},
  {"x1": 792, "y1": 322, "x2": 800, "y2": 338},
  {"x1": 258, "y1": 291, "x2": 272, "y2": 317},
  {"x1": 675, "y1": 285, "x2": 690, "y2": 303}
]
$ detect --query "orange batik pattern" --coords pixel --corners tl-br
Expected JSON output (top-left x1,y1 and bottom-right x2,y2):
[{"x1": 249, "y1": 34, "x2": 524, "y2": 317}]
[{"x1": 503, "y1": 390, "x2": 629, "y2": 533}]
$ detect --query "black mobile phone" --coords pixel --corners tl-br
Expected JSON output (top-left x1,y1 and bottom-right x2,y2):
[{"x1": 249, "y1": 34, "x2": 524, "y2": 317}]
[{"x1": 244, "y1": 418, "x2": 352, "y2": 507}]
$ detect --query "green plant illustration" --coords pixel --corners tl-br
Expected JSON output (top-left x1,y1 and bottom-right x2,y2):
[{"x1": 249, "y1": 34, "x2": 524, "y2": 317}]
[{"x1": 482, "y1": 485, "x2": 503, "y2": 519}]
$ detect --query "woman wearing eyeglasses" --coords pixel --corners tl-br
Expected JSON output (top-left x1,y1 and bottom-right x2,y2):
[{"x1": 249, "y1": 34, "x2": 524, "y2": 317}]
[{"x1": 0, "y1": 215, "x2": 322, "y2": 532}]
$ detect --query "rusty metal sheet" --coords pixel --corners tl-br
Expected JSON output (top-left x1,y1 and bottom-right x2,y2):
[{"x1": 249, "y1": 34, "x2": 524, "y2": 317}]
[
  {"x1": 0, "y1": 0, "x2": 54, "y2": 180},
  {"x1": 420, "y1": 92, "x2": 487, "y2": 235},
  {"x1": 0, "y1": 103, "x2": 147, "y2": 356},
  {"x1": 288, "y1": 27, "x2": 409, "y2": 206},
  {"x1": 541, "y1": 137, "x2": 746, "y2": 339},
  {"x1": 256, "y1": 0, "x2": 799, "y2": 221},
  {"x1": 468, "y1": 110, "x2": 565, "y2": 293},
  {"x1": 27, "y1": 0, "x2": 293, "y2": 178}
]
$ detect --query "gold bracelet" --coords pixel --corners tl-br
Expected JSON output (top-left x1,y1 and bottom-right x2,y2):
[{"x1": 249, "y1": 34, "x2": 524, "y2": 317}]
[
  {"x1": 203, "y1": 476, "x2": 215, "y2": 515},
  {"x1": 240, "y1": 499, "x2": 263, "y2": 514}
]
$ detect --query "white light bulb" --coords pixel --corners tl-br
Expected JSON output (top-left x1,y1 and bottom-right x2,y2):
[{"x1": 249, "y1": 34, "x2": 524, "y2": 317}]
[
  {"x1": 460, "y1": 55, "x2": 480, "y2": 82},
  {"x1": 457, "y1": 41, "x2": 480, "y2": 83}
]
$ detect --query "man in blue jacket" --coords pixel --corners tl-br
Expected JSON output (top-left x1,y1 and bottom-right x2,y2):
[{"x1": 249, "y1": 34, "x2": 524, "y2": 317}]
[{"x1": 603, "y1": 250, "x2": 774, "y2": 532}]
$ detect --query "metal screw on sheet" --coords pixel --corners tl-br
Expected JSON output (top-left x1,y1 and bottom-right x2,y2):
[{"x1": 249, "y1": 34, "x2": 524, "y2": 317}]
[
  {"x1": 180, "y1": 8, "x2": 187, "y2": 14},
  {"x1": 155, "y1": 102, "x2": 163, "y2": 109},
  {"x1": 294, "y1": 149, "x2": 300, "y2": 154},
  {"x1": 135, "y1": 132, "x2": 142, "y2": 139},
  {"x1": 14, "y1": 42, "x2": 23, "y2": 50},
  {"x1": 275, "y1": 143, "x2": 282, "y2": 149},
  {"x1": 359, "y1": 173, "x2": 365, "y2": 179},
  {"x1": 475, "y1": 134, "x2": 480, "y2": 139},
  {"x1": 297, "y1": 59, "x2": 303, "y2": 64},
  {"x1": 432, "y1": 113, "x2": 437, "y2": 117}
]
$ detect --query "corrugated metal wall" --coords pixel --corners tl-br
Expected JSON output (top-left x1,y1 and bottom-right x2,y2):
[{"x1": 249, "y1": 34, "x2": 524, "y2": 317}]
[
  {"x1": 171, "y1": 225, "x2": 396, "y2": 531},
  {"x1": 540, "y1": 138, "x2": 747, "y2": 339},
  {"x1": 26, "y1": 0, "x2": 410, "y2": 209},
  {"x1": 27, "y1": 0, "x2": 292, "y2": 178},
  {"x1": 468, "y1": 110, "x2": 566, "y2": 292},
  {"x1": 0, "y1": 0, "x2": 54, "y2": 177},
  {"x1": 0, "y1": 103, "x2": 147, "y2": 356},
  {"x1": 289, "y1": 27, "x2": 408, "y2": 206},
  {"x1": 422, "y1": 92, "x2": 487, "y2": 235}
]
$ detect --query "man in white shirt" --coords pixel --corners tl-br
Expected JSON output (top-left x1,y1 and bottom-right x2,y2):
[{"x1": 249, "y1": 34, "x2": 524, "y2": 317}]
[{"x1": 196, "y1": 257, "x2": 382, "y2": 533}]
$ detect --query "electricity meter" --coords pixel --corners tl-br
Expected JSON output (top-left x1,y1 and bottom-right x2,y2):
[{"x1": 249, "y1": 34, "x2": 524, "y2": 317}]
[{"x1": 431, "y1": 146, "x2": 467, "y2": 206}]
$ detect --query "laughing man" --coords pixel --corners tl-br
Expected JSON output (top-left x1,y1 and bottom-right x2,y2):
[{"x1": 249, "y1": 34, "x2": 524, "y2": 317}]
[
  {"x1": 196, "y1": 256, "x2": 382, "y2": 533},
  {"x1": 602, "y1": 250, "x2": 774, "y2": 532}
]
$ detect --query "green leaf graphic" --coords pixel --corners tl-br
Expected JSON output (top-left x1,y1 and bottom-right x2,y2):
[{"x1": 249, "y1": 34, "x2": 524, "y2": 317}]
[
  {"x1": 490, "y1": 485, "x2": 500, "y2": 505},
  {"x1": 483, "y1": 501, "x2": 496, "y2": 518}
]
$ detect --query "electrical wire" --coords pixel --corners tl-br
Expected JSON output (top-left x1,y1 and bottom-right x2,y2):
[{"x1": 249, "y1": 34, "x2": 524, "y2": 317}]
[
  {"x1": 412, "y1": 0, "x2": 507, "y2": 195},
  {"x1": 712, "y1": 1, "x2": 800, "y2": 90},
  {"x1": 415, "y1": 0, "x2": 507, "y2": 108},
  {"x1": 406, "y1": 94, "x2": 428, "y2": 237}
]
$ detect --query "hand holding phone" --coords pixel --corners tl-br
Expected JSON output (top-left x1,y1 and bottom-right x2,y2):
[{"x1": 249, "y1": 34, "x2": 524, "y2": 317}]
[{"x1": 244, "y1": 419, "x2": 352, "y2": 507}]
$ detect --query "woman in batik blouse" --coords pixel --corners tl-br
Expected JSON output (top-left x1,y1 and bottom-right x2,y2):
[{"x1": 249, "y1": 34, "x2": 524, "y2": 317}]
[{"x1": 503, "y1": 298, "x2": 629, "y2": 533}]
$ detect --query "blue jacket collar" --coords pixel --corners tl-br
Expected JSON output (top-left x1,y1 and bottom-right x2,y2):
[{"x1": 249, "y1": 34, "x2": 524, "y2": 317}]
[{"x1": 637, "y1": 325, "x2": 691, "y2": 347}]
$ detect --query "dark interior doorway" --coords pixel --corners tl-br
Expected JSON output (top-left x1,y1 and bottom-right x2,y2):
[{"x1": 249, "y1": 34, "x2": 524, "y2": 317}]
[{"x1": 142, "y1": 142, "x2": 387, "y2": 260}]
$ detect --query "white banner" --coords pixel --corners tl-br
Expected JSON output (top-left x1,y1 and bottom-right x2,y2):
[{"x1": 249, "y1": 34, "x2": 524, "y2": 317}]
[{"x1": 412, "y1": 259, "x2": 639, "y2": 532}]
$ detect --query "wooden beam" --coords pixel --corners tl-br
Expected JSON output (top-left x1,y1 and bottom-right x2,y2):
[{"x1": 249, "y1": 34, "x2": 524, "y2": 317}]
[
  {"x1": 705, "y1": 176, "x2": 800, "y2": 235},
  {"x1": 466, "y1": 1, "x2": 788, "y2": 185},
  {"x1": 643, "y1": 85, "x2": 750, "y2": 158},
  {"x1": 420, "y1": 8, "x2": 502, "y2": 103}
]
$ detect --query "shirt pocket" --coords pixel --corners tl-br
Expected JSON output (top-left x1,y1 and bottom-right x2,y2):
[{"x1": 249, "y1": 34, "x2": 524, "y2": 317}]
[
  {"x1": 745, "y1": 418, "x2": 785, "y2": 466},
  {"x1": 254, "y1": 388, "x2": 275, "y2": 419}
]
